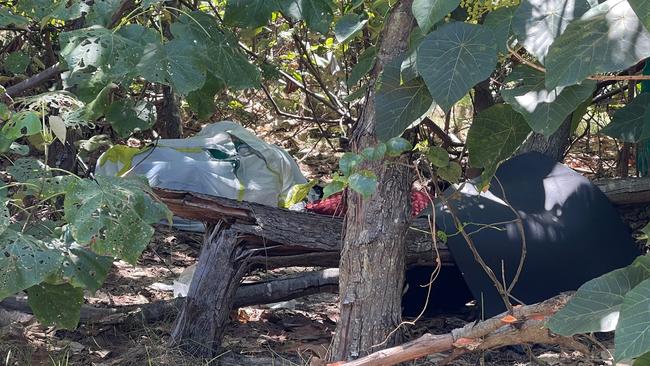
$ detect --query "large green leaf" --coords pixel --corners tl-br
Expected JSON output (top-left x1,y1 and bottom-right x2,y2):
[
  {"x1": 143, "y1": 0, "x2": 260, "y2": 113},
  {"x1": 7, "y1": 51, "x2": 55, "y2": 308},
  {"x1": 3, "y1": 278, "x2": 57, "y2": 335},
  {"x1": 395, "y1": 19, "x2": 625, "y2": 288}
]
[
  {"x1": 335, "y1": 14, "x2": 367, "y2": 43},
  {"x1": 501, "y1": 66, "x2": 597, "y2": 136},
  {"x1": 617, "y1": 275, "x2": 650, "y2": 361},
  {"x1": 224, "y1": 0, "x2": 282, "y2": 28},
  {"x1": 347, "y1": 46, "x2": 376, "y2": 87},
  {"x1": 171, "y1": 12, "x2": 260, "y2": 90},
  {"x1": 416, "y1": 22, "x2": 497, "y2": 112},
  {"x1": 187, "y1": 74, "x2": 226, "y2": 120},
  {"x1": 339, "y1": 152, "x2": 364, "y2": 176},
  {"x1": 548, "y1": 256, "x2": 650, "y2": 336},
  {"x1": 7, "y1": 158, "x2": 50, "y2": 183},
  {"x1": 375, "y1": 56, "x2": 434, "y2": 141},
  {"x1": 105, "y1": 100, "x2": 157, "y2": 137},
  {"x1": 0, "y1": 111, "x2": 41, "y2": 152},
  {"x1": 61, "y1": 247, "x2": 112, "y2": 292},
  {"x1": 60, "y1": 26, "x2": 142, "y2": 82},
  {"x1": 16, "y1": 0, "x2": 85, "y2": 22},
  {"x1": 5, "y1": 52, "x2": 30, "y2": 74},
  {"x1": 27, "y1": 283, "x2": 83, "y2": 329},
  {"x1": 600, "y1": 93, "x2": 650, "y2": 143},
  {"x1": 136, "y1": 40, "x2": 207, "y2": 95},
  {"x1": 0, "y1": 8, "x2": 29, "y2": 26},
  {"x1": 282, "y1": 0, "x2": 335, "y2": 34},
  {"x1": 84, "y1": 0, "x2": 121, "y2": 26},
  {"x1": 412, "y1": 0, "x2": 459, "y2": 34},
  {"x1": 629, "y1": 0, "x2": 650, "y2": 30},
  {"x1": 0, "y1": 229, "x2": 64, "y2": 300},
  {"x1": 634, "y1": 351, "x2": 650, "y2": 366},
  {"x1": 545, "y1": 0, "x2": 650, "y2": 88},
  {"x1": 63, "y1": 176, "x2": 170, "y2": 264},
  {"x1": 467, "y1": 104, "x2": 531, "y2": 185},
  {"x1": 512, "y1": 0, "x2": 591, "y2": 63},
  {"x1": 483, "y1": 6, "x2": 516, "y2": 54}
]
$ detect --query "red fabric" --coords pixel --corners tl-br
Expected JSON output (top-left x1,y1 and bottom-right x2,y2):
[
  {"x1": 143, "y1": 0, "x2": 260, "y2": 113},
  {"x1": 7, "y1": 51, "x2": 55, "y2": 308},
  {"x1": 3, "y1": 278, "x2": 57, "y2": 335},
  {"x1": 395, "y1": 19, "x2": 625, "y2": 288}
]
[{"x1": 306, "y1": 190, "x2": 431, "y2": 217}]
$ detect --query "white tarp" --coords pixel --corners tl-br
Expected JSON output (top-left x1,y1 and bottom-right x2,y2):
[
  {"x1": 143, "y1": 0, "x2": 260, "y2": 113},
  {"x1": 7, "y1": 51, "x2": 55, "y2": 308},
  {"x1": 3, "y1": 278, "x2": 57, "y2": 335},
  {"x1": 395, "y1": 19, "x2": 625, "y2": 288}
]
[{"x1": 95, "y1": 121, "x2": 308, "y2": 231}]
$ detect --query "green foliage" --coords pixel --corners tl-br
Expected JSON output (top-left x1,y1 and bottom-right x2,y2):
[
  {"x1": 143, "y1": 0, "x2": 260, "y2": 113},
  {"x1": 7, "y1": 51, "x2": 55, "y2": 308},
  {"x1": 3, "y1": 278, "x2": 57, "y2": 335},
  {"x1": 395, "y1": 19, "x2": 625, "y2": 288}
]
[
  {"x1": 323, "y1": 176, "x2": 346, "y2": 198},
  {"x1": 283, "y1": 0, "x2": 336, "y2": 34},
  {"x1": 375, "y1": 56, "x2": 433, "y2": 141},
  {"x1": 0, "y1": 229, "x2": 64, "y2": 300},
  {"x1": 502, "y1": 66, "x2": 597, "y2": 136},
  {"x1": 224, "y1": 0, "x2": 281, "y2": 28},
  {"x1": 348, "y1": 170, "x2": 377, "y2": 198},
  {"x1": 347, "y1": 47, "x2": 376, "y2": 87},
  {"x1": 467, "y1": 104, "x2": 531, "y2": 186},
  {"x1": 482, "y1": 6, "x2": 516, "y2": 54},
  {"x1": 335, "y1": 14, "x2": 367, "y2": 43},
  {"x1": 27, "y1": 283, "x2": 84, "y2": 329},
  {"x1": 545, "y1": 0, "x2": 650, "y2": 88},
  {"x1": 628, "y1": 0, "x2": 650, "y2": 30},
  {"x1": 5, "y1": 52, "x2": 30, "y2": 74},
  {"x1": 0, "y1": 8, "x2": 30, "y2": 26},
  {"x1": 361, "y1": 143, "x2": 387, "y2": 161},
  {"x1": 416, "y1": 22, "x2": 497, "y2": 111},
  {"x1": 437, "y1": 161, "x2": 461, "y2": 183},
  {"x1": 385, "y1": 137, "x2": 413, "y2": 157},
  {"x1": 548, "y1": 256, "x2": 650, "y2": 362},
  {"x1": 426, "y1": 146, "x2": 450, "y2": 168},
  {"x1": 512, "y1": 0, "x2": 590, "y2": 63},
  {"x1": 64, "y1": 176, "x2": 170, "y2": 264},
  {"x1": 600, "y1": 92, "x2": 650, "y2": 143},
  {"x1": 105, "y1": 100, "x2": 157, "y2": 138},
  {"x1": 412, "y1": 0, "x2": 460, "y2": 34}
]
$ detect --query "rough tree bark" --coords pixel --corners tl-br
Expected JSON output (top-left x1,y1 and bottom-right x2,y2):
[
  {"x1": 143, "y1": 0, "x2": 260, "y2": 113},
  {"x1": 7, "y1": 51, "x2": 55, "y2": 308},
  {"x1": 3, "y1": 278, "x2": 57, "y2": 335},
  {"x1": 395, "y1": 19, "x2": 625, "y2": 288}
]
[
  {"x1": 517, "y1": 115, "x2": 572, "y2": 162},
  {"x1": 330, "y1": 0, "x2": 416, "y2": 361},
  {"x1": 170, "y1": 223, "x2": 248, "y2": 357}
]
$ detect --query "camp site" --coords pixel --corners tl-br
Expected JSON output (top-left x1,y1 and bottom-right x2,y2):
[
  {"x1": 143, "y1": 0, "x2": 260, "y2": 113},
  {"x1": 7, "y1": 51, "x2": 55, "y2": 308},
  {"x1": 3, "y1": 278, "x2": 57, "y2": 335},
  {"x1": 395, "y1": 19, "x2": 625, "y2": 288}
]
[{"x1": 1, "y1": 0, "x2": 650, "y2": 365}]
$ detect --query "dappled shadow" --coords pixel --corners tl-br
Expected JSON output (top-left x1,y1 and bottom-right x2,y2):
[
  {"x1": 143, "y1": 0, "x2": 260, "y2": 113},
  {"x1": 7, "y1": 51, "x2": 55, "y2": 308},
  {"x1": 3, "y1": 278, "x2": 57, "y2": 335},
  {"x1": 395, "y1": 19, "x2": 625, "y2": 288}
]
[{"x1": 435, "y1": 152, "x2": 640, "y2": 317}]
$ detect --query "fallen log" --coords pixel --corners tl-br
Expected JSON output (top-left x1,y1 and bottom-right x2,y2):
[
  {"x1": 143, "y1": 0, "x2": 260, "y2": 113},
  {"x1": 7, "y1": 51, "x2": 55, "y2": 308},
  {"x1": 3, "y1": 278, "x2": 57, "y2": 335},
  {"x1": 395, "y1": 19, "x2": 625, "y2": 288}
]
[
  {"x1": 0, "y1": 268, "x2": 340, "y2": 324},
  {"x1": 153, "y1": 177, "x2": 650, "y2": 270},
  {"x1": 153, "y1": 188, "x2": 452, "y2": 268},
  {"x1": 594, "y1": 176, "x2": 650, "y2": 206},
  {"x1": 334, "y1": 293, "x2": 586, "y2": 366}
]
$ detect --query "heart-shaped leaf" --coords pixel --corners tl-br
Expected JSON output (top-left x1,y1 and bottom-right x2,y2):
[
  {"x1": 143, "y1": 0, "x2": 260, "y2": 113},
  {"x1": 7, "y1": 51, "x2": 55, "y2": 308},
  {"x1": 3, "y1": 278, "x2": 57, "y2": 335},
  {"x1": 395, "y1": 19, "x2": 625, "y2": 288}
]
[
  {"x1": 600, "y1": 93, "x2": 650, "y2": 143},
  {"x1": 545, "y1": 0, "x2": 650, "y2": 88},
  {"x1": 467, "y1": 104, "x2": 531, "y2": 185},
  {"x1": 376, "y1": 56, "x2": 434, "y2": 141},
  {"x1": 512, "y1": 0, "x2": 591, "y2": 63},
  {"x1": 548, "y1": 255, "x2": 650, "y2": 336},
  {"x1": 412, "y1": 0, "x2": 460, "y2": 34},
  {"x1": 348, "y1": 170, "x2": 377, "y2": 198},
  {"x1": 417, "y1": 22, "x2": 497, "y2": 111}
]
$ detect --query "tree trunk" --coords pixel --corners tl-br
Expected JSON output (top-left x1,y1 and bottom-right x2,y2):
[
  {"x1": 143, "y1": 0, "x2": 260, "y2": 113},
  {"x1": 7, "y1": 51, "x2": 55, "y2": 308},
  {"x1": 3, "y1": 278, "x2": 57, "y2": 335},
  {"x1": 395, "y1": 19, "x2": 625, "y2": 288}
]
[
  {"x1": 517, "y1": 115, "x2": 572, "y2": 162},
  {"x1": 330, "y1": 0, "x2": 415, "y2": 361},
  {"x1": 156, "y1": 85, "x2": 183, "y2": 138},
  {"x1": 169, "y1": 223, "x2": 247, "y2": 357}
]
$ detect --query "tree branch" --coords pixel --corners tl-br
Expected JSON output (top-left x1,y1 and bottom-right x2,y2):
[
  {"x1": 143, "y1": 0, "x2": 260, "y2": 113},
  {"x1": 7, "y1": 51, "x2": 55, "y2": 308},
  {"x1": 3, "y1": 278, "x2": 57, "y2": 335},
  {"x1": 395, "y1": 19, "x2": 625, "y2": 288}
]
[{"x1": 336, "y1": 293, "x2": 585, "y2": 366}]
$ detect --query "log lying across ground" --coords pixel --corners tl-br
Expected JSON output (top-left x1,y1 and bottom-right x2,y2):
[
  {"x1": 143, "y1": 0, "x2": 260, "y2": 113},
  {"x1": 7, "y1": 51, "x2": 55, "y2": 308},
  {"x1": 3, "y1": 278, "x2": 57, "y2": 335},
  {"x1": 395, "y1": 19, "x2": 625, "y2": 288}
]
[
  {"x1": 594, "y1": 176, "x2": 650, "y2": 206},
  {"x1": 0, "y1": 268, "x2": 340, "y2": 324},
  {"x1": 153, "y1": 176, "x2": 650, "y2": 270},
  {"x1": 153, "y1": 188, "x2": 452, "y2": 268}
]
